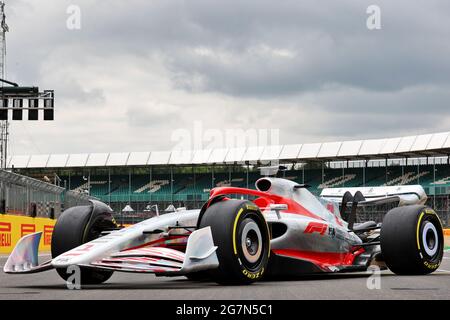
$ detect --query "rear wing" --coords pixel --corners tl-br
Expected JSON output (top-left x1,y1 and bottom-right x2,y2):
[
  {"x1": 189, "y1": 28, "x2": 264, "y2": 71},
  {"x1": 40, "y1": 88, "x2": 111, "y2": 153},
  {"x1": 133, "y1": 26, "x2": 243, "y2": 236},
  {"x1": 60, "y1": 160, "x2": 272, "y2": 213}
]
[{"x1": 320, "y1": 185, "x2": 427, "y2": 207}]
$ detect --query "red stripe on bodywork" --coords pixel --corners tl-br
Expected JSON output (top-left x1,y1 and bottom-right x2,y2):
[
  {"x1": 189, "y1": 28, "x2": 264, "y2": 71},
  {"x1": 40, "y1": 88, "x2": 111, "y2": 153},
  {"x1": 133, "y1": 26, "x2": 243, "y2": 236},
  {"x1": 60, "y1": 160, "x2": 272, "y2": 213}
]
[
  {"x1": 272, "y1": 248, "x2": 364, "y2": 270},
  {"x1": 209, "y1": 187, "x2": 325, "y2": 221},
  {"x1": 123, "y1": 235, "x2": 187, "y2": 251}
]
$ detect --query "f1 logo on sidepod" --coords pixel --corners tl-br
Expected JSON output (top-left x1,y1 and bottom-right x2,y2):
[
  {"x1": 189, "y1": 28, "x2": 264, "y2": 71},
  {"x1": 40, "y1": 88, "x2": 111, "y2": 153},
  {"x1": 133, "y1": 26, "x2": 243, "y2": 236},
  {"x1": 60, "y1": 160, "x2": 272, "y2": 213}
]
[{"x1": 304, "y1": 222, "x2": 328, "y2": 235}]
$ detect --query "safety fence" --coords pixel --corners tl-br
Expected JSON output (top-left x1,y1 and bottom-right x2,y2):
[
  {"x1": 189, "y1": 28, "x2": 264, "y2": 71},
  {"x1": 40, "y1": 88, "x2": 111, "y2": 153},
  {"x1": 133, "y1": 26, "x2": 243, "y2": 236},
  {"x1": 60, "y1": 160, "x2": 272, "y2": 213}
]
[
  {"x1": 0, "y1": 170, "x2": 92, "y2": 253},
  {"x1": 0, "y1": 170, "x2": 91, "y2": 219}
]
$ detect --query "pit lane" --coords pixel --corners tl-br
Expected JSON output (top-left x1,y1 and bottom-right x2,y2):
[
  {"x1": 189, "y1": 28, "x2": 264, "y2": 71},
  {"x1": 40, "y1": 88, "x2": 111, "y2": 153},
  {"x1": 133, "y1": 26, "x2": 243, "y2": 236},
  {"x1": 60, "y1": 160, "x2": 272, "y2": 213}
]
[{"x1": 0, "y1": 251, "x2": 449, "y2": 300}]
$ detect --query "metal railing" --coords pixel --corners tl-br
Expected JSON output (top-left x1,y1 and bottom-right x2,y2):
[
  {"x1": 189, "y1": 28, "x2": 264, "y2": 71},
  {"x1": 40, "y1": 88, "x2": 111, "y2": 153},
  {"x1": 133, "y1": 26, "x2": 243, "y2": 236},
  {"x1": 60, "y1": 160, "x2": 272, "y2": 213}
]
[{"x1": 0, "y1": 169, "x2": 91, "y2": 219}]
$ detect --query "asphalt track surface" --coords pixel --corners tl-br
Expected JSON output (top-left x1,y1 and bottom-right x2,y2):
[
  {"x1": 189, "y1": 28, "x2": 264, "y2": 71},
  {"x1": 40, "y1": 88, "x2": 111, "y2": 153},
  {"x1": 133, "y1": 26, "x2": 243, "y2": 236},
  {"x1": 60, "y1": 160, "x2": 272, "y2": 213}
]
[{"x1": 0, "y1": 251, "x2": 449, "y2": 300}]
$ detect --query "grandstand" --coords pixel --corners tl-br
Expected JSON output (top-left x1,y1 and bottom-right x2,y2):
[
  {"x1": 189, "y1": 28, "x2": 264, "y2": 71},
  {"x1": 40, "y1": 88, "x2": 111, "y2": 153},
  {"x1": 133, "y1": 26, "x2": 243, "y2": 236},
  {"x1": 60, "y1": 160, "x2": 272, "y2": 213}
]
[{"x1": 7, "y1": 131, "x2": 450, "y2": 226}]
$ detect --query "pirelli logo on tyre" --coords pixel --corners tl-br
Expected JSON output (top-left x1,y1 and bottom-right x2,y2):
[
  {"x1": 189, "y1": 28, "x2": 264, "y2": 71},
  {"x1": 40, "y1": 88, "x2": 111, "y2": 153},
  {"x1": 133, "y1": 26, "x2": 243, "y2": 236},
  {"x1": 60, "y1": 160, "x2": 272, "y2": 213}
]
[
  {"x1": 242, "y1": 267, "x2": 264, "y2": 280},
  {"x1": 245, "y1": 204, "x2": 259, "y2": 211},
  {"x1": 424, "y1": 260, "x2": 440, "y2": 270}
]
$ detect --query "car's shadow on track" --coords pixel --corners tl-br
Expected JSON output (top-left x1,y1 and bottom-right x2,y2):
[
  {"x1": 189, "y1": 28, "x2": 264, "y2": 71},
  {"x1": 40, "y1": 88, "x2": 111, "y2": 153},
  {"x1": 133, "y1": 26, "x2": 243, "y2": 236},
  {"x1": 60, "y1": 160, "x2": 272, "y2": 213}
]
[
  {"x1": 262, "y1": 272, "x2": 389, "y2": 282},
  {"x1": 5, "y1": 272, "x2": 407, "y2": 291},
  {"x1": 7, "y1": 278, "x2": 220, "y2": 291},
  {"x1": 8, "y1": 269, "x2": 449, "y2": 291}
]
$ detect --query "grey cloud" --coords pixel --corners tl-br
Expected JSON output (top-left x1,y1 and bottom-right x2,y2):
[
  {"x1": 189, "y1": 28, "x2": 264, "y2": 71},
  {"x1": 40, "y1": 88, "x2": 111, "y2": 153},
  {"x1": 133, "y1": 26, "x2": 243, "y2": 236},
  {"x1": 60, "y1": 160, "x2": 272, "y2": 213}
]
[
  {"x1": 126, "y1": 105, "x2": 182, "y2": 128},
  {"x1": 4, "y1": 0, "x2": 450, "y2": 155},
  {"x1": 303, "y1": 85, "x2": 450, "y2": 115},
  {"x1": 9, "y1": 0, "x2": 450, "y2": 96}
]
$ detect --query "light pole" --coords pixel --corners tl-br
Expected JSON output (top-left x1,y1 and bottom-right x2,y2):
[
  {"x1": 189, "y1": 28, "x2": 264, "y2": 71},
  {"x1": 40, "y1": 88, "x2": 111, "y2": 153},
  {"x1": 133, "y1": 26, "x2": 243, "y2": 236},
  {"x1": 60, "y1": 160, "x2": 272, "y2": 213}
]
[{"x1": 0, "y1": 4, "x2": 55, "y2": 169}]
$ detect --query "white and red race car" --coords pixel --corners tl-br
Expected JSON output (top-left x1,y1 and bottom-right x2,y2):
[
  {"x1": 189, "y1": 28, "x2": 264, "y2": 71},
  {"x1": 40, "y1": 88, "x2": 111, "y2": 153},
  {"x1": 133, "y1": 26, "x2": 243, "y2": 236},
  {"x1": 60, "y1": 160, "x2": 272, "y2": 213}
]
[{"x1": 3, "y1": 178, "x2": 445, "y2": 285}]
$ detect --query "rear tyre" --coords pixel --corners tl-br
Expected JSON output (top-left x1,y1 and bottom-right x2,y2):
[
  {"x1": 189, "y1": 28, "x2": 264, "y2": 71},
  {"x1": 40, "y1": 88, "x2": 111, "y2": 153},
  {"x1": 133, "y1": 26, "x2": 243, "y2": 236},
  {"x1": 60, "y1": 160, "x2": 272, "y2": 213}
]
[
  {"x1": 199, "y1": 199, "x2": 270, "y2": 285},
  {"x1": 51, "y1": 200, "x2": 117, "y2": 284},
  {"x1": 380, "y1": 205, "x2": 444, "y2": 275}
]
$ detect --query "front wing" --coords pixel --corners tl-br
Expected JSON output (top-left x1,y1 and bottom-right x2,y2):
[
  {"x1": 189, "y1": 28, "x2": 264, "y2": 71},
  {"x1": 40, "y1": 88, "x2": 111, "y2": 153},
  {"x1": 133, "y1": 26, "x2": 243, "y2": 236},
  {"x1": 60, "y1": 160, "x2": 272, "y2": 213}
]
[{"x1": 3, "y1": 227, "x2": 219, "y2": 276}]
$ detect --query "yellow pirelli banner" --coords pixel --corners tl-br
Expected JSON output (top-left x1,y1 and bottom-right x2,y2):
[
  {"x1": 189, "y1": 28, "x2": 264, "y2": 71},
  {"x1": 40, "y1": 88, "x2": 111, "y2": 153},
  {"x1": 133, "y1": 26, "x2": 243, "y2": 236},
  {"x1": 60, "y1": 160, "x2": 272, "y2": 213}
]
[
  {"x1": 445, "y1": 229, "x2": 450, "y2": 250},
  {"x1": 0, "y1": 214, "x2": 56, "y2": 254}
]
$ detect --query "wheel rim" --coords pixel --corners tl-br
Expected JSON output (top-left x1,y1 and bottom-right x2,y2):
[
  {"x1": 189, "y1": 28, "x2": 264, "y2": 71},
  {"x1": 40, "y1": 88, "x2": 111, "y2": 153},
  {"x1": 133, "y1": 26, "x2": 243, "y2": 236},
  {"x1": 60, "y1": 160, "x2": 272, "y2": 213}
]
[
  {"x1": 422, "y1": 221, "x2": 439, "y2": 257},
  {"x1": 240, "y1": 220, "x2": 262, "y2": 264}
]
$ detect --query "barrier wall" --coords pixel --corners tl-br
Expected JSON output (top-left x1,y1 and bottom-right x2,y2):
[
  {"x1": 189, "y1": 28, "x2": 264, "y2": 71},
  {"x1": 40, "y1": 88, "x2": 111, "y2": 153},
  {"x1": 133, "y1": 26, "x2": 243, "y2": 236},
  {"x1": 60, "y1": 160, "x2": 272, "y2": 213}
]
[
  {"x1": 0, "y1": 214, "x2": 56, "y2": 254},
  {"x1": 445, "y1": 229, "x2": 450, "y2": 250}
]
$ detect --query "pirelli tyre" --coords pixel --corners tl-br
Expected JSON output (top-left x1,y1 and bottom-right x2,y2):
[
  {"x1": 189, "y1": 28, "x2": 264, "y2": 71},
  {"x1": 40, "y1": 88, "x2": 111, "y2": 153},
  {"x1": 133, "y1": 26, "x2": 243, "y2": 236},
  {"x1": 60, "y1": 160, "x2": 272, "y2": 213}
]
[
  {"x1": 51, "y1": 200, "x2": 117, "y2": 285},
  {"x1": 380, "y1": 205, "x2": 444, "y2": 275},
  {"x1": 199, "y1": 199, "x2": 270, "y2": 285}
]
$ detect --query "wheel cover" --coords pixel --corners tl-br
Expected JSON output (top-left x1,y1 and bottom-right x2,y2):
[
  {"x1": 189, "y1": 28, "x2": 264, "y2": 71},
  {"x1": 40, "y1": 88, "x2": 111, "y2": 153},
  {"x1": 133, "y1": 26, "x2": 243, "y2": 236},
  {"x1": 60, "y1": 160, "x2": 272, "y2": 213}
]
[
  {"x1": 240, "y1": 220, "x2": 262, "y2": 264},
  {"x1": 422, "y1": 221, "x2": 439, "y2": 258}
]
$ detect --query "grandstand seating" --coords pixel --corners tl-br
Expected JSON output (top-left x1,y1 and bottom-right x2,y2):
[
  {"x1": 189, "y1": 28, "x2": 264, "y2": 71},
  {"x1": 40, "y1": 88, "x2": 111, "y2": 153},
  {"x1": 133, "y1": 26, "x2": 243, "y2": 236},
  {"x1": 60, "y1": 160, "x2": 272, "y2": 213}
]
[{"x1": 60, "y1": 164, "x2": 450, "y2": 205}]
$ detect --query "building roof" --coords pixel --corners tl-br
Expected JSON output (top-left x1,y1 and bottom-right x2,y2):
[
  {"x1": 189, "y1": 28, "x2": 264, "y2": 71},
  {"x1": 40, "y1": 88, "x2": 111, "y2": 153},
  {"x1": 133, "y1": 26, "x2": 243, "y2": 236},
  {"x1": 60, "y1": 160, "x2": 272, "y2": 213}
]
[{"x1": 8, "y1": 131, "x2": 450, "y2": 169}]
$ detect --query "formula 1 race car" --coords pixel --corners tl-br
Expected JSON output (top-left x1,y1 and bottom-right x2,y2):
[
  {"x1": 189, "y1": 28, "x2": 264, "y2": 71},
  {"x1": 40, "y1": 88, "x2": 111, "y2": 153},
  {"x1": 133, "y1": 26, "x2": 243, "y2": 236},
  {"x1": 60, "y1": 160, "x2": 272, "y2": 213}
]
[{"x1": 3, "y1": 177, "x2": 445, "y2": 285}]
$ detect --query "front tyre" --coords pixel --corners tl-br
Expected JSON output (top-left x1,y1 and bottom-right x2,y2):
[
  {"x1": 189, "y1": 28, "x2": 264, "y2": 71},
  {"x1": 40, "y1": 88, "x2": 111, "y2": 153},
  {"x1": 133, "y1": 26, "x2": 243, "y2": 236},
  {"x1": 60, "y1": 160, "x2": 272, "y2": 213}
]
[
  {"x1": 199, "y1": 199, "x2": 270, "y2": 284},
  {"x1": 51, "y1": 200, "x2": 117, "y2": 284},
  {"x1": 380, "y1": 205, "x2": 444, "y2": 275}
]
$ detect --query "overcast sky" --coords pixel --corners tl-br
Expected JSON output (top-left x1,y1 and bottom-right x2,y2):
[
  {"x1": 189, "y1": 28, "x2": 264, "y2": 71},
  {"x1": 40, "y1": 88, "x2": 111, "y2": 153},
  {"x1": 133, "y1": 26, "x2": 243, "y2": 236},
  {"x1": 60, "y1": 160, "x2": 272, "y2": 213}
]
[{"x1": 5, "y1": 0, "x2": 450, "y2": 156}]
